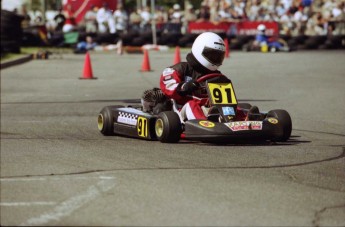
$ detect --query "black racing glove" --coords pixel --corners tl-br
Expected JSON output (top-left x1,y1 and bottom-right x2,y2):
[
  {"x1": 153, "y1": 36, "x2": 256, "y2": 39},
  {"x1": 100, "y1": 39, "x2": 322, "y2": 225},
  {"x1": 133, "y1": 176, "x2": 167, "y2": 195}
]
[{"x1": 177, "y1": 80, "x2": 199, "y2": 96}]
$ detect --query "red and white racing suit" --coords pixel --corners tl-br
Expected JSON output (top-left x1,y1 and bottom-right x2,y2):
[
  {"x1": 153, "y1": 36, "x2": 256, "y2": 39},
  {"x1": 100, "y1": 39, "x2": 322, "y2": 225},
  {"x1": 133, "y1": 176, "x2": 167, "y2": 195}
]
[{"x1": 160, "y1": 62, "x2": 247, "y2": 120}]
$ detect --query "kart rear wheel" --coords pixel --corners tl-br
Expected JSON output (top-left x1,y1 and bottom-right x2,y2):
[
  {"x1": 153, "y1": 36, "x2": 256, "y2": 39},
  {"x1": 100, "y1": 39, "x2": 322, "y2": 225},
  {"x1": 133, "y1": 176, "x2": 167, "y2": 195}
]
[
  {"x1": 267, "y1": 109, "x2": 292, "y2": 142},
  {"x1": 98, "y1": 106, "x2": 116, "y2": 136},
  {"x1": 155, "y1": 111, "x2": 182, "y2": 143}
]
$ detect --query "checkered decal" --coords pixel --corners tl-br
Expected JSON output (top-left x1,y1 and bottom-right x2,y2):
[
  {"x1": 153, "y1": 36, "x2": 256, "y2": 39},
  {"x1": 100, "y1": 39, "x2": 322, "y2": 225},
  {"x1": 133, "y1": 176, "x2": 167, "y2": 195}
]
[
  {"x1": 117, "y1": 112, "x2": 138, "y2": 126},
  {"x1": 119, "y1": 112, "x2": 138, "y2": 119}
]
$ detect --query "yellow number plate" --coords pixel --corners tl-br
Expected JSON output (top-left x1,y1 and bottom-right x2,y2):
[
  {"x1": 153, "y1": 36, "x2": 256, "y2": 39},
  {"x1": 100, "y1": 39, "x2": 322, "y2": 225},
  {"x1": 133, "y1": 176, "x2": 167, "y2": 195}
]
[
  {"x1": 208, "y1": 83, "x2": 237, "y2": 105},
  {"x1": 137, "y1": 117, "x2": 148, "y2": 137}
]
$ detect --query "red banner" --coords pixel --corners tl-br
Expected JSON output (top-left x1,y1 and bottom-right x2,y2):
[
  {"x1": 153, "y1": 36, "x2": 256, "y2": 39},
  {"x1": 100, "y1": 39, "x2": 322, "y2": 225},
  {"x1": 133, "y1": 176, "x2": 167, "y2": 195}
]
[
  {"x1": 187, "y1": 21, "x2": 279, "y2": 36},
  {"x1": 188, "y1": 21, "x2": 231, "y2": 34}
]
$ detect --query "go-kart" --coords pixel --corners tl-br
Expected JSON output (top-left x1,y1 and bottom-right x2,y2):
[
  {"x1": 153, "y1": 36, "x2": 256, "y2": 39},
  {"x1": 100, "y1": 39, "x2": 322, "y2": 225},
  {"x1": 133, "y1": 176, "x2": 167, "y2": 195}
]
[
  {"x1": 97, "y1": 73, "x2": 292, "y2": 143},
  {"x1": 242, "y1": 38, "x2": 292, "y2": 53}
]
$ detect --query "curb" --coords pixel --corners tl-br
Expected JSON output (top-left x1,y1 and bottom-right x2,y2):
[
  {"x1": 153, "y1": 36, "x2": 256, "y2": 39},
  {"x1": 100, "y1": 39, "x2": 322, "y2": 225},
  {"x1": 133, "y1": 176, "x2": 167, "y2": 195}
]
[{"x1": 0, "y1": 54, "x2": 33, "y2": 70}]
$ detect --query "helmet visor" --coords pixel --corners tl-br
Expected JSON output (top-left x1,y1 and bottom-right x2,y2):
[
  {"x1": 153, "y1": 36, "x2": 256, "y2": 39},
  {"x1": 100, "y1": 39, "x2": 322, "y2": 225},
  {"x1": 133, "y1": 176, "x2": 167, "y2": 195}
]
[{"x1": 202, "y1": 47, "x2": 225, "y2": 66}]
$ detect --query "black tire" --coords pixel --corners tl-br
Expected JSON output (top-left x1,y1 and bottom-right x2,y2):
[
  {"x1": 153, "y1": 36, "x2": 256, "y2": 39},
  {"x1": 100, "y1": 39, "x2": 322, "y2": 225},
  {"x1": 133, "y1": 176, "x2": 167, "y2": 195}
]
[
  {"x1": 98, "y1": 106, "x2": 122, "y2": 136},
  {"x1": 237, "y1": 103, "x2": 252, "y2": 110},
  {"x1": 155, "y1": 111, "x2": 182, "y2": 143},
  {"x1": 267, "y1": 109, "x2": 292, "y2": 142}
]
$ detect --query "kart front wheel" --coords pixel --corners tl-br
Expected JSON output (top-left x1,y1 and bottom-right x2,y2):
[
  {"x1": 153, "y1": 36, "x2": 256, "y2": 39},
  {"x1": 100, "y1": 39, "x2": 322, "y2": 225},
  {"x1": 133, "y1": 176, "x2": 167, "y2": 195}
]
[
  {"x1": 267, "y1": 109, "x2": 292, "y2": 142},
  {"x1": 155, "y1": 111, "x2": 182, "y2": 143},
  {"x1": 98, "y1": 106, "x2": 115, "y2": 136}
]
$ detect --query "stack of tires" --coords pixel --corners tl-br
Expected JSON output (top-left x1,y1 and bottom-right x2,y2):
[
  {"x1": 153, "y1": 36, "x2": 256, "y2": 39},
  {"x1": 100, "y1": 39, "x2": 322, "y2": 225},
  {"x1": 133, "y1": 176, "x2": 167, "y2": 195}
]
[{"x1": 1, "y1": 10, "x2": 23, "y2": 55}]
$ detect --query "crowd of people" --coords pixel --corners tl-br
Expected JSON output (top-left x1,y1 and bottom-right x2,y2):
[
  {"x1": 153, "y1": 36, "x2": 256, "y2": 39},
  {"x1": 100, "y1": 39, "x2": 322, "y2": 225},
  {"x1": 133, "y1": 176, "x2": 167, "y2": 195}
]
[
  {"x1": 205, "y1": 0, "x2": 345, "y2": 36},
  {"x1": 15, "y1": 0, "x2": 345, "y2": 45}
]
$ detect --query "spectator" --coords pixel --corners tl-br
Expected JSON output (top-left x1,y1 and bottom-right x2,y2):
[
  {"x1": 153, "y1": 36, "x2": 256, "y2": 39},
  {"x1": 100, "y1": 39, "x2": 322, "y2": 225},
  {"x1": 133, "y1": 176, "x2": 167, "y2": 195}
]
[
  {"x1": 257, "y1": 7, "x2": 270, "y2": 21},
  {"x1": 305, "y1": 12, "x2": 327, "y2": 35},
  {"x1": 113, "y1": 3, "x2": 128, "y2": 34},
  {"x1": 182, "y1": 4, "x2": 197, "y2": 33},
  {"x1": 154, "y1": 6, "x2": 168, "y2": 26},
  {"x1": 218, "y1": 1, "x2": 232, "y2": 22},
  {"x1": 45, "y1": 9, "x2": 58, "y2": 36},
  {"x1": 232, "y1": 0, "x2": 247, "y2": 19},
  {"x1": 129, "y1": 8, "x2": 142, "y2": 32},
  {"x1": 281, "y1": 0, "x2": 293, "y2": 12},
  {"x1": 28, "y1": 8, "x2": 43, "y2": 26},
  {"x1": 63, "y1": 4, "x2": 76, "y2": 33},
  {"x1": 140, "y1": 6, "x2": 151, "y2": 31},
  {"x1": 84, "y1": 5, "x2": 98, "y2": 34},
  {"x1": 331, "y1": 1, "x2": 344, "y2": 20},
  {"x1": 170, "y1": 4, "x2": 183, "y2": 23},
  {"x1": 293, "y1": 6, "x2": 308, "y2": 35},
  {"x1": 74, "y1": 36, "x2": 97, "y2": 54},
  {"x1": 209, "y1": 0, "x2": 219, "y2": 22},
  {"x1": 54, "y1": 8, "x2": 66, "y2": 32},
  {"x1": 197, "y1": 4, "x2": 211, "y2": 22},
  {"x1": 330, "y1": 2, "x2": 345, "y2": 35},
  {"x1": 265, "y1": 9, "x2": 280, "y2": 22},
  {"x1": 96, "y1": 3, "x2": 116, "y2": 34},
  {"x1": 248, "y1": 0, "x2": 261, "y2": 21},
  {"x1": 184, "y1": 4, "x2": 197, "y2": 23},
  {"x1": 280, "y1": 10, "x2": 294, "y2": 35},
  {"x1": 276, "y1": 2, "x2": 287, "y2": 17}
]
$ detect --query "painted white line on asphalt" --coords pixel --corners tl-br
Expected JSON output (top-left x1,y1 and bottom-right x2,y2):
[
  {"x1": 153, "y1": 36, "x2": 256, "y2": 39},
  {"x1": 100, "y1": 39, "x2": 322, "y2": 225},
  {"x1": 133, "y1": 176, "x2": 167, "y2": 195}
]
[
  {"x1": 0, "y1": 177, "x2": 47, "y2": 182},
  {"x1": 20, "y1": 178, "x2": 116, "y2": 226},
  {"x1": 0, "y1": 175, "x2": 116, "y2": 182},
  {"x1": 1, "y1": 202, "x2": 56, "y2": 206}
]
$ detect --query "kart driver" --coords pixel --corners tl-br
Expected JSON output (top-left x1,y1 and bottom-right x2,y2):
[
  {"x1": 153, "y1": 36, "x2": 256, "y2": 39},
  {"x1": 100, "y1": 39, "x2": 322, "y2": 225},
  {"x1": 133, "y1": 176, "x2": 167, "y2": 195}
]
[
  {"x1": 253, "y1": 24, "x2": 285, "y2": 52},
  {"x1": 158, "y1": 32, "x2": 255, "y2": 121}
]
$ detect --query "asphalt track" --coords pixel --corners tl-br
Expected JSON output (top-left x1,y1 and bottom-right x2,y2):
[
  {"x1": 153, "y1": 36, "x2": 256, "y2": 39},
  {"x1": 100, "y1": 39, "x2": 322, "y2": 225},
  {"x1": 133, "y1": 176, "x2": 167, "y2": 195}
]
[{"x1": 1, "y1": 49, "x2": 345, "y2": 226}]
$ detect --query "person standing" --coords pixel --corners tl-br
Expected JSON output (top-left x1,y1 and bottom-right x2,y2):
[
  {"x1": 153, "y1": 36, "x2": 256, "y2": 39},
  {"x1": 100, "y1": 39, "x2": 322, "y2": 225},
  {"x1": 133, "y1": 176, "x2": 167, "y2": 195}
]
[
  {"x1": 84, "y1": 5, "x2": 98, "y2": 34},
  {"x1": 96, "y1": 3, "x2": 116, "y2": 34},
  {"x1": 62, "y1": 3, "x2": 76, "y2": 33},
  {"x1": 113, "y1": 3, "x2": 128, "y2": 34}
]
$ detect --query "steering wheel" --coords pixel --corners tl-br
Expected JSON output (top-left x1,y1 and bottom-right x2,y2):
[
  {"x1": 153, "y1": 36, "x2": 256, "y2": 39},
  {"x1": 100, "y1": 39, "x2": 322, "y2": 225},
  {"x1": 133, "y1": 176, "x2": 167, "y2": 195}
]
[
  {"x1": 196, "y1": 73, "x2": 225, "y2": 83},
  {"x1": 189, "y1": 73, "x2": 225, "y2": 101}
]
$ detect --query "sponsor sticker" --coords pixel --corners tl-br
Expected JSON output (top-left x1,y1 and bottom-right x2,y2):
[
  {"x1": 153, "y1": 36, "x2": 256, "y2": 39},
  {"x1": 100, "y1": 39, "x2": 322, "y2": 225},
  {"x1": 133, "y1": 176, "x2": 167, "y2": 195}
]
[
  {"x1": 199, "y1": 121, "x2": 215, "y2": 128},
  {"x1": 222, "y1": 106, "x2": 235, "y2": 116},
  {"x1": 162, "y1": 68, "x2": 174, "y2": 76},
  {"x1": 117, "y1": 115, "x2": 137, "y2": 126},
  {"x1": 225, "y1": 121, "x2": 262, "y2": 131},
  {"x1": 267, "y1": 118, "x2": 278, "y2": 124}
]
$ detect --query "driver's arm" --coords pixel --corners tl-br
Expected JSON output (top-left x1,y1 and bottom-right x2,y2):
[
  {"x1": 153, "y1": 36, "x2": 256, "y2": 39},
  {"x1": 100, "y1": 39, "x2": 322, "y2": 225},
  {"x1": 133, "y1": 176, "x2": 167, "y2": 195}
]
[{"x1": 160, "y1": 67, "x2": 191, "y2": 103}]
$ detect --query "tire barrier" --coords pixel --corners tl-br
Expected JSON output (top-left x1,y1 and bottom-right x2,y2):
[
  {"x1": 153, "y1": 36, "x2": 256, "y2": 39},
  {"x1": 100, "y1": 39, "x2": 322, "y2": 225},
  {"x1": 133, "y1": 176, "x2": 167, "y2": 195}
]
[
  {"x1": 11, "y1": 17, "x2": 345, "y2": 51},
  {"x1": 1, "y1": 10, "x2": 23, "y2": 55}
]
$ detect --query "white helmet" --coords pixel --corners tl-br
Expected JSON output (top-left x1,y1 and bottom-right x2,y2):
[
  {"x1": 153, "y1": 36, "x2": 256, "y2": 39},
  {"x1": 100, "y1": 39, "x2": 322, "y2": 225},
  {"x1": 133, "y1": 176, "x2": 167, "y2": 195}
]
[
  {"x1": 191, "y1": 32, "x2": 226, "y2": 71},
  {"x1": 257, "y1": 24, "x2": 266, "y2": 32}
]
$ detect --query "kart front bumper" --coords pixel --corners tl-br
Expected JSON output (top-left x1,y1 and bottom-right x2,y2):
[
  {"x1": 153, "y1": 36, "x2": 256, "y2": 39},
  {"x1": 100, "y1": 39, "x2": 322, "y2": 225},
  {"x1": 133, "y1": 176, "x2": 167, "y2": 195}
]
[{"x1": 183, "y1": 119, "x2": 280, "y2": 142}]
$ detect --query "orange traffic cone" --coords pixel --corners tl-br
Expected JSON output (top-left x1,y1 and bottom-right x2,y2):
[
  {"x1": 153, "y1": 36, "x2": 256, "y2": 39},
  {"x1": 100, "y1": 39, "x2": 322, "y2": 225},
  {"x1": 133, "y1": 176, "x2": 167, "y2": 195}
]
[
  {"x1": 80, "y1": 52, "x2": 97, "y2": 79},
  {"x1": 173, "y1": 46, "x2": 181, "y2": 64},
  {"x1": 224, "y1": 38, "x2": 230, "y2": 58},
  {"x1": 140, "y1": 49, "x2": 152, "y2": 72}
]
